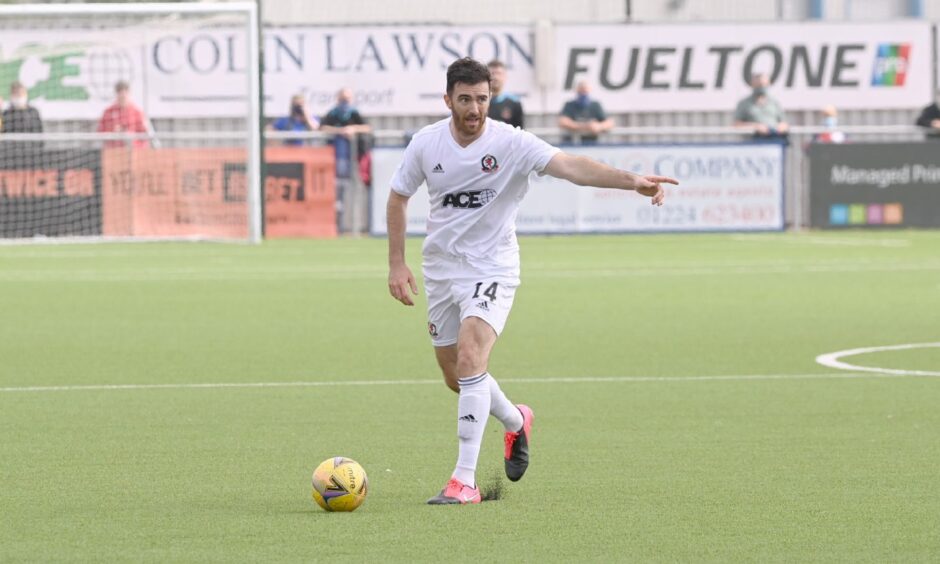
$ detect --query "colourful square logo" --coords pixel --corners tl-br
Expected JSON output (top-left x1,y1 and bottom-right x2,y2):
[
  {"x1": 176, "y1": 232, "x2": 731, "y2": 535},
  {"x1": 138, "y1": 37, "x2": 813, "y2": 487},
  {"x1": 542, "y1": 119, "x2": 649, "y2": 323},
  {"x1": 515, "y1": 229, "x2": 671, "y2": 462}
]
[
  {"x1": 884, "y1": 203, "x2": 904, "y2": 224},
  {"x1": 829, "y1": 204, "x2": 848, "y2": 225},
  {"x1": 866, "y1": 204, "x2": 884, "y2": 224},
  {"x1": 848, "y1": 204, "x2": 867, "y2": 225},
  {"x1": 872, "y1": 43, "x2": 910, "y2": 86}
]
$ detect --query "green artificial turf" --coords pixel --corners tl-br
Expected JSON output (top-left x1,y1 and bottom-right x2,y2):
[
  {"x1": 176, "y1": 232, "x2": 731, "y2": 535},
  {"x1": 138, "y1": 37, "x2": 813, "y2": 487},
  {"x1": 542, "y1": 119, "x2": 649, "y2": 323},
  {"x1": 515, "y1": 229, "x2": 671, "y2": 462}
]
[{"x1": 1, "y1": 231, "x2": 938, "y2": 562}]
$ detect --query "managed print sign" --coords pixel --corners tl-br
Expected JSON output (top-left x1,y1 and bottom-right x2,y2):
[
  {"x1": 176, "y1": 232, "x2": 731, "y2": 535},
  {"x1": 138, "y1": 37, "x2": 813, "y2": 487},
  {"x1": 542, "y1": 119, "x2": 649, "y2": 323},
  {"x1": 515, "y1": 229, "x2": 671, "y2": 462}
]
[{"x1": 809, "y1": 142, "x2": 940, "y2": 228}]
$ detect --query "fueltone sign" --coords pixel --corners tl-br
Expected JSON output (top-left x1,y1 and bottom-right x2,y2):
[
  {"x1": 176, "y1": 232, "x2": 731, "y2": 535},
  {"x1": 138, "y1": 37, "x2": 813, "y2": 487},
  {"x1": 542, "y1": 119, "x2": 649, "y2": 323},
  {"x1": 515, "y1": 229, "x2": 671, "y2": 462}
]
[
  {"x1": 370, "y1": 143, "x2": 785, "y2": 235},
  {"x1": 550, "y1": 22, "x2": 932, "y2": 112},
  {"x1": 0, "y1": 22, "x2": 930, "y2": 120}
]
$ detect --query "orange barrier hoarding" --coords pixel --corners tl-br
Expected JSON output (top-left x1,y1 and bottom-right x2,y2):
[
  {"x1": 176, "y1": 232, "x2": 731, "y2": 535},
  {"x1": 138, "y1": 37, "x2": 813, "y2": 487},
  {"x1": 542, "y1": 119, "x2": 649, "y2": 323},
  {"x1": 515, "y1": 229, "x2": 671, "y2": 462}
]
[
  {"x1": 265, "y1": 147, "x2": 337, "y2": 238},
  {"x1": 101, "y1": 147, "x2": 336, "y2": 239}
]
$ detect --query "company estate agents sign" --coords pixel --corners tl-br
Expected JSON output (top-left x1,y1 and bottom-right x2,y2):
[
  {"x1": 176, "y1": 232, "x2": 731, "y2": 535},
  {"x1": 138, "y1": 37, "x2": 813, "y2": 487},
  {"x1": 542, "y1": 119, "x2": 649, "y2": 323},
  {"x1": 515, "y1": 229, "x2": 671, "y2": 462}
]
[{"x1": 370, "y1": 143, "x2": 785, "y2": 235}]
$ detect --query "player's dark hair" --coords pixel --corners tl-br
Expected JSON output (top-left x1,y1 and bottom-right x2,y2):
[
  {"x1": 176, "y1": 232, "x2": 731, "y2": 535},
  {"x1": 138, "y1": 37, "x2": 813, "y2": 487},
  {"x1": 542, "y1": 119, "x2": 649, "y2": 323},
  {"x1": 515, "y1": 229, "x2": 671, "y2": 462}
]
[
  {"x1": 446, "y1": 57, "x2": 490, "y2": 95},
  {"x1": 115, "y1": 81, "x2": 130, "y2": 93},
  {"x1": 487, "y1": 59, "x2": 505, "y2": 70}
]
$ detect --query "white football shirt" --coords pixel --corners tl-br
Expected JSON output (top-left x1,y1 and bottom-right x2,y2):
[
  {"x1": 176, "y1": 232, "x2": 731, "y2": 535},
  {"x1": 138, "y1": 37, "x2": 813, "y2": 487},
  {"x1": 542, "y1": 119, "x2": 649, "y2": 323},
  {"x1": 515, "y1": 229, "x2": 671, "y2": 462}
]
[{"x1": 390, "y1": 117, "x2": 560, "y2": 273}]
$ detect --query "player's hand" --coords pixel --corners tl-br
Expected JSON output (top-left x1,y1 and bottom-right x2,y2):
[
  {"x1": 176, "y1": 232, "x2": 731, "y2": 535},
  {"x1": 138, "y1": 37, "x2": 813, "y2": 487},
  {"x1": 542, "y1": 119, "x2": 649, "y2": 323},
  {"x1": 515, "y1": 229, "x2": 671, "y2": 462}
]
[
  {"x1": 636, "y1": 175, "x2": 678, "y2": 206},
  {"x1": 388, "y1": 263, "x2": 418, "y2": 306}
]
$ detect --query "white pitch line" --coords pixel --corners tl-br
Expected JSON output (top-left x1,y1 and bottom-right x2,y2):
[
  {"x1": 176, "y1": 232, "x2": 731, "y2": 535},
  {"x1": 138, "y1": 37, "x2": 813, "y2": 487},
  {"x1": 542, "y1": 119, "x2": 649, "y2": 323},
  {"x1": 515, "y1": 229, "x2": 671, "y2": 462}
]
[
  {"x1": 816, "y1": 342, "x2": 940, "y2": 377},
  {"x1": 0, "y1": 371, "x2": 926, "y2": 394},
  {"x1": 1, "y1": 261, "x2": 940, "y2": 283},
  {"x1": 730, "y1": 235, "x2": 912, "y2": 248}
]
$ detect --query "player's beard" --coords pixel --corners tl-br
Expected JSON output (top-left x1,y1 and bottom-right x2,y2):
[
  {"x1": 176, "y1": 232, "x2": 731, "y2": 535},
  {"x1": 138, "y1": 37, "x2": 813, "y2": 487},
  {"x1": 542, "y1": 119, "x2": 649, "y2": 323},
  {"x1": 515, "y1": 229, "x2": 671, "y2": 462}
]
[{"x1": 455, "y1": 111, "x2": 483, "y2": 137}]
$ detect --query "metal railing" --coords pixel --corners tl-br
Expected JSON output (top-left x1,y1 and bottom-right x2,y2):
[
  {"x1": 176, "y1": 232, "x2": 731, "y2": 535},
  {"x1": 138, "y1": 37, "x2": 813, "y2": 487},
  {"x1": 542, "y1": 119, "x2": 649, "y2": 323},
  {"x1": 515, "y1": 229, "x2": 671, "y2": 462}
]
[{"x1": 3, "y1": 124, "x2": 932, "y2": 232}]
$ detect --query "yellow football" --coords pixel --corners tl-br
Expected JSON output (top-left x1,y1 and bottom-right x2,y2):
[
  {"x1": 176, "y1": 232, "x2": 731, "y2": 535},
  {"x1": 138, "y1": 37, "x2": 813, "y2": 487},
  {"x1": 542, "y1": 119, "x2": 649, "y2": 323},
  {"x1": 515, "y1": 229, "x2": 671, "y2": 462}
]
[{"x1": 311, "y1": 457, "x2": 368, "y2": 512}]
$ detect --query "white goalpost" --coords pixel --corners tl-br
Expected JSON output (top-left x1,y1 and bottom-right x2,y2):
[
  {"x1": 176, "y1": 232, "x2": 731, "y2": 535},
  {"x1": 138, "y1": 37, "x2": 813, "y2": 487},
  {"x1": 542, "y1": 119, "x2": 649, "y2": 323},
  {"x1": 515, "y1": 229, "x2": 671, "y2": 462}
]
[{"x1": 0, "y1": 2, "x2": 262, "y2": 244}]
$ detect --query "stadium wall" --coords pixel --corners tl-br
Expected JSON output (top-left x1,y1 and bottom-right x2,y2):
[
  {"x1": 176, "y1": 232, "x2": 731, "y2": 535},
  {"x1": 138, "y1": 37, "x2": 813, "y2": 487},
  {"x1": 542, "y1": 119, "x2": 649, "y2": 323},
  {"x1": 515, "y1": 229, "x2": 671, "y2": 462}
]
[{"x1": 248, "y1": 0, "x2": 932, "y2": 24}]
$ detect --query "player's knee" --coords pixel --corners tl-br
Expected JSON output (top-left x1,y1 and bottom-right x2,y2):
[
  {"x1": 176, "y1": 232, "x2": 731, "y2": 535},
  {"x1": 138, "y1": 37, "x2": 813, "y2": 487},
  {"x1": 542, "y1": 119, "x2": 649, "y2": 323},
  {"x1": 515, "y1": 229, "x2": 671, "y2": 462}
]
[{"x1": 455, "y1": 346, "x2": 485, "y2": 377}]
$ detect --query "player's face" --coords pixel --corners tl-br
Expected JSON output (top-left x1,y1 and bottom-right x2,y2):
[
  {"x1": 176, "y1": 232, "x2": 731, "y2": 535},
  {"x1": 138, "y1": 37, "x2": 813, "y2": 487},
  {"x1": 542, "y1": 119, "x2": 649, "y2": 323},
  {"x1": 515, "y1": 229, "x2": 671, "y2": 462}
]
[{"x1": 445, "y1": 81, "x2": 490, "y2": 138}]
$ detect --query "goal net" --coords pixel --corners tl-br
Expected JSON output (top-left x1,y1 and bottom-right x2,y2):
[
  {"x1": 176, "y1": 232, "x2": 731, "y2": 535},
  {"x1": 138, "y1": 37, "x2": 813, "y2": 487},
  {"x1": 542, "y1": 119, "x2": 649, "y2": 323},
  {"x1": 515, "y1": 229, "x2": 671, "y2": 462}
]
[{"x1": 0, "y1": 2, "x2": 261, "y2": 243}]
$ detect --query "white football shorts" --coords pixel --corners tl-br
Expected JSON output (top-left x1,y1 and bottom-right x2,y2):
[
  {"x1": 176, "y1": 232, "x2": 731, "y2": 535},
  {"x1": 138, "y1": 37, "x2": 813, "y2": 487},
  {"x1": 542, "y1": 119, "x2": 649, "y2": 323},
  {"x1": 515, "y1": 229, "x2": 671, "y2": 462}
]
[{"x1": 423, "y1": 262, "x2": 520, "y2": 347}]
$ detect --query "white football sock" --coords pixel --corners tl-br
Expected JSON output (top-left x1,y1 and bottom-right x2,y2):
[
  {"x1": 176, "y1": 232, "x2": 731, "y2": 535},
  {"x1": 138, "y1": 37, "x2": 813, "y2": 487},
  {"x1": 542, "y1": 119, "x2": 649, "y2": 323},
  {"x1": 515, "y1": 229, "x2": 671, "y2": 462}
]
[
  {"x1": 451, "y1": 372, "x2": 491, "y2": 488},
  {"x1": 488, "y1": 373, "x2": 523, "y2": 432}
]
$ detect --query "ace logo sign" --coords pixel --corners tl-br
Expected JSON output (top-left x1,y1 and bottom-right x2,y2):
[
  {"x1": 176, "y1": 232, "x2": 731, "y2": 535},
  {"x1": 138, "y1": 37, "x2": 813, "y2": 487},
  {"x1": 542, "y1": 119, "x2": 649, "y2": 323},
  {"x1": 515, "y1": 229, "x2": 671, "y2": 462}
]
[
  {"x1": 0, "y1": 40, "x2": 138, "y2": 112},
  {"x1": 442, "y1": 189, "x2": 497, "y2": 209}
]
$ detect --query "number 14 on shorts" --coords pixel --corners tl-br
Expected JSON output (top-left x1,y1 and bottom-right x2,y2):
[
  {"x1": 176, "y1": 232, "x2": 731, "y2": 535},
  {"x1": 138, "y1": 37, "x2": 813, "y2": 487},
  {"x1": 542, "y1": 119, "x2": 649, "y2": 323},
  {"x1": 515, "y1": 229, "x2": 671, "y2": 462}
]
[{"x1": 473, "y1": 282, "x2": 499, "y2": 302}]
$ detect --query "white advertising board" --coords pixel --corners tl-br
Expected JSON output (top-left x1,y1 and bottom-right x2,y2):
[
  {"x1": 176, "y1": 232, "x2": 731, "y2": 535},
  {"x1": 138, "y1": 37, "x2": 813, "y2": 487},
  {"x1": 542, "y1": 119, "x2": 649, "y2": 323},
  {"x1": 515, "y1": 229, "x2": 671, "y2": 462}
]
[
  {"x1": 550, "y1": 22, "x2": 932, "y2": 112},
  {"x1": 369, "y1": 143, "x2": 785, "y2": 236},
  {"x1": 0, "y1": 26, "x2": 533, "y2": 120},
  {"x1": 0, "y1": 22, "x2": 930, "y2": 119}
]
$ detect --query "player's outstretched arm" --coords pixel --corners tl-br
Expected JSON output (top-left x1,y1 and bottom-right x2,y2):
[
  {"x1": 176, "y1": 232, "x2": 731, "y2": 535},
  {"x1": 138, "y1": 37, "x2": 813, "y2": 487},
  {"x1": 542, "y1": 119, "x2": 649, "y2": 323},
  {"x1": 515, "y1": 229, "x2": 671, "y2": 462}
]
[
  {"x1": 543, "y1": 152, "x2": 678, "y2": 206},
  {"x1": 387, "y1": 190, "x2": 418, "y2": 306}
]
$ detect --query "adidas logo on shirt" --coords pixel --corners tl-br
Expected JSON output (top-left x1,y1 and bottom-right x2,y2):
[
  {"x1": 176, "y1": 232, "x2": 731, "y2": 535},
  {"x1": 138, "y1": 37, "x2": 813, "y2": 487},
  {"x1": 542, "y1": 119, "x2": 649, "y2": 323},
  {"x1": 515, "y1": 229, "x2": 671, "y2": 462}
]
[
  {"x1": 432, "y1": 163, "x2": 445, "y2": 173},
  {"x1": 476, "y1": 301, "x2": 489, "y2": 311}
]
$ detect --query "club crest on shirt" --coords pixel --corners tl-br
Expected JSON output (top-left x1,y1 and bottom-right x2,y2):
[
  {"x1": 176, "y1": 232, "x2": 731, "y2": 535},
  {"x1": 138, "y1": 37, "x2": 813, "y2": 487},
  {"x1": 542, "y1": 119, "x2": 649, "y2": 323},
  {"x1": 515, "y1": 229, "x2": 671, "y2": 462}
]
[
  {"x1": 428, "y1": 322, "x2": 438, "y2": 337},
  {"x1": 481, "y1": 154, "x2": 499, "y2": 173}
]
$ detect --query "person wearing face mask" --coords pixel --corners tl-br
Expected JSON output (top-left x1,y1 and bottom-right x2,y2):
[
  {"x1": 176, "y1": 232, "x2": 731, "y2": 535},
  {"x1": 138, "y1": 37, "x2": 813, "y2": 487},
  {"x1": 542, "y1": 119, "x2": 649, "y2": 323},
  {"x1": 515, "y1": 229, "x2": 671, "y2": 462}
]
[
  {"x1": 558, "y1": 81, "x2": 613, "y2": 145},
  {"x1": 914, "y1": 91, "x2": 940, "y2": 140},
  {"x1": 319, "y1": 87, "x2": 372, "y2": 176},
  {"x1": 1, "y1": 81, "x2": 44, "y2": 155},
  {"x1": 734, "y1": 73, "x2": 788, "y2": 140},
  {"x1": 812, "y1": 105, "x2": 845, "y2": 144},
  {"x1": 320, "y1": 88, "x2": 373, "y2": 232},
  {"x1": 269, "y1": 94, "x2": 318, "y2": 147}
]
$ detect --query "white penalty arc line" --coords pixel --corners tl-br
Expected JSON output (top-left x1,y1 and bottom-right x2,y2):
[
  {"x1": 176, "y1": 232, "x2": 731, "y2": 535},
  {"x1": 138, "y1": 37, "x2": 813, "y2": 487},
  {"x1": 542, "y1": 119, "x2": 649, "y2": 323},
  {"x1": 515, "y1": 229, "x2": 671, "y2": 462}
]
[
  {"x1": 816, "y1": 342, "x2": 940, "y2": 377},
  {"x1": 0, "y1": 371, "x2": 926, "y2": 394}
]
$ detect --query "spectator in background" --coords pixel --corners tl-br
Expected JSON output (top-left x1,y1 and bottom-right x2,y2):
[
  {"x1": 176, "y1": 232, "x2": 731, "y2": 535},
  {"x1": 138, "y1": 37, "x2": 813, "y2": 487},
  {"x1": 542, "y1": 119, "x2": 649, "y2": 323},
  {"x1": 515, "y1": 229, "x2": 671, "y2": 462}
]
[
  {"x1": 915, "y1": 90, "x2": 940, "y2": 140},
  {"x1": 2, "y1": 82, "x2": 42, "y2": 134},
  {"x1": 558, "y1": 81, "x2": 613, "y2": 144},
  {"x1": 487, "y1": 60, "x2": 524, "y2": 129},
  {"x1": 97, "y1": 81, "x2": 151, "y2": 148},
  {"x1": 269, "y1": 94, "x2": 318, "y2": 146},
  {"x1": 320, "y1": 88, "x2": 373, "y2": 233},
  {"x1": 320, "y1": 87, "x2": 372, "y2": 180},
  {"x1": 734, "y1": 73, "x2": 788, "y2": 140},
  {"x1": 812, "y1": 105, "x2": 845, "y2": 144},
  {"x1": 1, "y1": 81, "x2": 43, "y2": 154}
]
